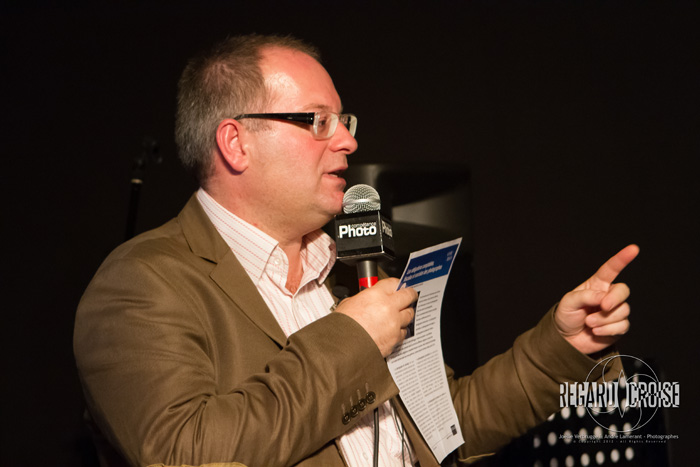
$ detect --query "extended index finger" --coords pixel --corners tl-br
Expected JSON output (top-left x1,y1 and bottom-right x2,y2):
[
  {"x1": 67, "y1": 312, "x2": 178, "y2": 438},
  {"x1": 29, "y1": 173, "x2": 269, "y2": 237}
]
[{"x1": 590, "y1": 244, "x2": 640, "y2": 286}]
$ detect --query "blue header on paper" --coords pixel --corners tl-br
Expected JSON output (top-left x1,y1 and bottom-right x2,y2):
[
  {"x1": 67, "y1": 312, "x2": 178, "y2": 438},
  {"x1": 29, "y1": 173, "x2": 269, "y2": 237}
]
[{"x1": 400, "y1": 245, "x2": 459, "y2": 287}]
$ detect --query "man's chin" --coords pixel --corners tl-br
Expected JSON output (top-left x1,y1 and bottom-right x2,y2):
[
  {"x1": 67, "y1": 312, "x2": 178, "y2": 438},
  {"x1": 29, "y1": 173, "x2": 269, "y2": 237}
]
[
  {"x1": 327, "y1": 191, "x2": 345, "y2": 214},
  {"x1": 318, "y1": 204, "x2": 342, "y2": 229},
  {"x1": 322, "y1": 206, "x2": 342, "y2": 222}
]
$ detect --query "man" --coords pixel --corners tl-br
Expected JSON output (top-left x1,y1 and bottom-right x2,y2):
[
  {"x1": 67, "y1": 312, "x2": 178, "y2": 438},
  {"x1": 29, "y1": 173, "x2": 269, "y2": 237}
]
[{"x1": 74, "y1": 34, "x2": 638, "y2": 467}]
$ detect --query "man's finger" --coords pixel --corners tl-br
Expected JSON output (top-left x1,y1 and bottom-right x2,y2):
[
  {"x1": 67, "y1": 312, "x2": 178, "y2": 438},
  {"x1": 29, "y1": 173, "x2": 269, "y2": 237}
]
[
  {"x1": 589, "y1": 244, "x2": 640, "y2": 286},
  {"x1": 591, "y1": 319, "x2": 631, "y2": 337},
  {"x1": 401, "y1": 306, "x2": 415, "y2": 328},
  {"x1": 374, "y1": 277, "x2": 401, "y2": 291},
  {"x1": 393, "y1": 285, "x2": 419, "y2": 309},
  {"x1": 560, "y1": 289, "x2": 607, "y2": 311},
  {"x1": 585, "y1": 302, "x2": 631, "y2": 328},
  {"x1": 366, "y1": 278, "x2": 418, "y2": 313},
  {"x1": 601, "y1": 282, "x2": 631, "y2": 312}
]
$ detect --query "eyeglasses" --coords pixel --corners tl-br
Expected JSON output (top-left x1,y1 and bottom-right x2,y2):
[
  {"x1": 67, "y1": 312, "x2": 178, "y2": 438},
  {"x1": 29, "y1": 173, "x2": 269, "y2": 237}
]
[{"x1": 233, "y1": 111, "x2": 357, "y2": 139}]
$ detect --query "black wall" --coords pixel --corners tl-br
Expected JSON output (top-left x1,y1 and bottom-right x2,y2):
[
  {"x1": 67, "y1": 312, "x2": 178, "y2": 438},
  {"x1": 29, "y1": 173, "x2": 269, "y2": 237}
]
[{"x1": 2, "y1": 2, "x2": 698, "y2": 465}]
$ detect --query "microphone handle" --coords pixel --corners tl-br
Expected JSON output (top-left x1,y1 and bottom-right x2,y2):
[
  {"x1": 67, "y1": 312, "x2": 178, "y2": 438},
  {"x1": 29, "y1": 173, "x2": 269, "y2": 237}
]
[
  {"x1": 355, "y1": 257, "x2": 381, "y2": 467},
  {"x1": 356, "y1": 259, "x2": 379, "y2": 290}
]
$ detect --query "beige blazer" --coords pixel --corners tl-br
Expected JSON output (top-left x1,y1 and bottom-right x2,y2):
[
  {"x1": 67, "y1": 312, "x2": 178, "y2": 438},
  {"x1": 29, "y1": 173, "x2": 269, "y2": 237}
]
[{"x1": 74, "y1": 194, "x2": 617, "y2": 467}]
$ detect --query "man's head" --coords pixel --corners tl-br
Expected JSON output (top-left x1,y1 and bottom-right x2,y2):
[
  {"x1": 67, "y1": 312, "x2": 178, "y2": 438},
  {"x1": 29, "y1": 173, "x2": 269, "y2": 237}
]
[
  {"x1": 177, "y1": 34, "x2": 358, "y2": 240},
  {"x1": 175, "y1": 34, "x2": 320, "y2": 185}
]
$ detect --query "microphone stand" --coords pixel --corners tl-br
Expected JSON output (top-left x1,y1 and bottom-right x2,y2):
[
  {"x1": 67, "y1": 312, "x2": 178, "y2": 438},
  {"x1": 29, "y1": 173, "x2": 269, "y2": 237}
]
[{"x1": 125, "y1": 137, "x2": 161, "y2": 240}]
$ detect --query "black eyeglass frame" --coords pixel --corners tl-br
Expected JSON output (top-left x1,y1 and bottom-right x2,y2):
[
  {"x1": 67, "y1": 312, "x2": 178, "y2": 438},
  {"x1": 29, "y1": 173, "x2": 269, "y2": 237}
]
[{"x1": 232, "y1": 112, "x2": 357, "y2": 139}]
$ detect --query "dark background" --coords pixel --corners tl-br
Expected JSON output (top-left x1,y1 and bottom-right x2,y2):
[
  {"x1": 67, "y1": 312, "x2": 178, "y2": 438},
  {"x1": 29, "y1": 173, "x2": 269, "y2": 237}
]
[{"x1": 2, "y1": 1, "x2": 698, "y2": 465}]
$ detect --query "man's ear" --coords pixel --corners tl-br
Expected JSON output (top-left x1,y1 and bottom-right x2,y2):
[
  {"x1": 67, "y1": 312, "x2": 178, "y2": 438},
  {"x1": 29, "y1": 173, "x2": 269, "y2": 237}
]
[{"x1": 215, "y1": 118, "x2": 249, "y2": 173}]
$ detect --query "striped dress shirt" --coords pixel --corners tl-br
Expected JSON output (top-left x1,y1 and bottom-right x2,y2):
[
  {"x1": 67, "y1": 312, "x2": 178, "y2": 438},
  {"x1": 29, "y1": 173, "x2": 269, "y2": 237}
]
[{"x1": 197, "y1": 188, "x2": 414, "y2": 466}]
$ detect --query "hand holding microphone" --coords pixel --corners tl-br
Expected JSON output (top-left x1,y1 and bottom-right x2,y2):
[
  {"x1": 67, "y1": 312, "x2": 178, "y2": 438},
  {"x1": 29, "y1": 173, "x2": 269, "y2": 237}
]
[
  {"x1": 333, "y1": 184, "x2": 415, "y2": 356},
  {"x1": 336, "y1": 278, "x2": 417, "y2": 357}
]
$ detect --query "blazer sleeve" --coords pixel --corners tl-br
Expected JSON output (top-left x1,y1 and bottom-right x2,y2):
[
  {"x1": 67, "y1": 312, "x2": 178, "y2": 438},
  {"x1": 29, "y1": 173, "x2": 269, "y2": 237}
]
[
  {"x1": 447, "y1": 306, "x2": 620, "y2": 463},
  {"x1": 74, "y1": 251, "x2": 398, "y2": 467}
]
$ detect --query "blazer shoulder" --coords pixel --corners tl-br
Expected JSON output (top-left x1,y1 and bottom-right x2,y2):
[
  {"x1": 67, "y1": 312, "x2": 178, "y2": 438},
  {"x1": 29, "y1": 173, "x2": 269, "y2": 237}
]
[
  {"x1": 105, "y1": 193, "x2": 224, "y2": 266},
  {"x1": 107, "y1": 217, "x2": 192, "y2": 264}
]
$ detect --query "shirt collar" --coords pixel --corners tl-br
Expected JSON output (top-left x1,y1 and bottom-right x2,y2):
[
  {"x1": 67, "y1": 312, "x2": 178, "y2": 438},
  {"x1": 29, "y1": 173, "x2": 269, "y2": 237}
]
[{"x1": 196, "y1": 188, "x2": 336, "y2": 286}]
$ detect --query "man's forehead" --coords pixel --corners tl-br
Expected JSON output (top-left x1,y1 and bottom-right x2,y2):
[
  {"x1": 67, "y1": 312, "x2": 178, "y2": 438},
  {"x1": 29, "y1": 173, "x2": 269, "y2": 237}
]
[
  {"x1": 259, "y1": 46, "x2": 318, "y2": 77},
  {"x1": 300, "y1": 103, "x2": 344, "y2": 113},
  {"x1": 263, "y1": 69, "x2": 299, "y2": 96},
  {"x1": 260, "y1": 47, "x2": 341, "y2": 111}
]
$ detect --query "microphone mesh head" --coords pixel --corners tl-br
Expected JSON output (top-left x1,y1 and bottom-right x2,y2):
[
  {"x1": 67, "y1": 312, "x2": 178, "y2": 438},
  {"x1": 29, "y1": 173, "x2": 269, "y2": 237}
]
[{"x1": 342, "y1": 184, "x2": 381, "y2": 214}]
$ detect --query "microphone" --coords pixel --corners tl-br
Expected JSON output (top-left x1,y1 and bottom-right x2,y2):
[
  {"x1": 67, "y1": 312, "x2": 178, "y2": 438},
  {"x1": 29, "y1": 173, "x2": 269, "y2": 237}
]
[
  {"x1": 334, "y1": 184, "x2": 395, "y2": 290},
  {"x1": 334, "y1": 184, "x2": 396, "y2": 467}
]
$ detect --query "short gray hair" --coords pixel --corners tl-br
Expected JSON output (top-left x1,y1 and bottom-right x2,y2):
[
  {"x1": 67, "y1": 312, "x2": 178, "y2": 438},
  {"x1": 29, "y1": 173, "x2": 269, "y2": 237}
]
[{"x1": 175, "y1": 34, "x2": 320, "y2": 184}]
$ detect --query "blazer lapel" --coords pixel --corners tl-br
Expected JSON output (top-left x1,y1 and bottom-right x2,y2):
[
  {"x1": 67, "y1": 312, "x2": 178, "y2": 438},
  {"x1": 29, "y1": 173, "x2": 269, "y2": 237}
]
[{"x1": 178, "y1": 194, "x2": 288, "y2": 348}]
